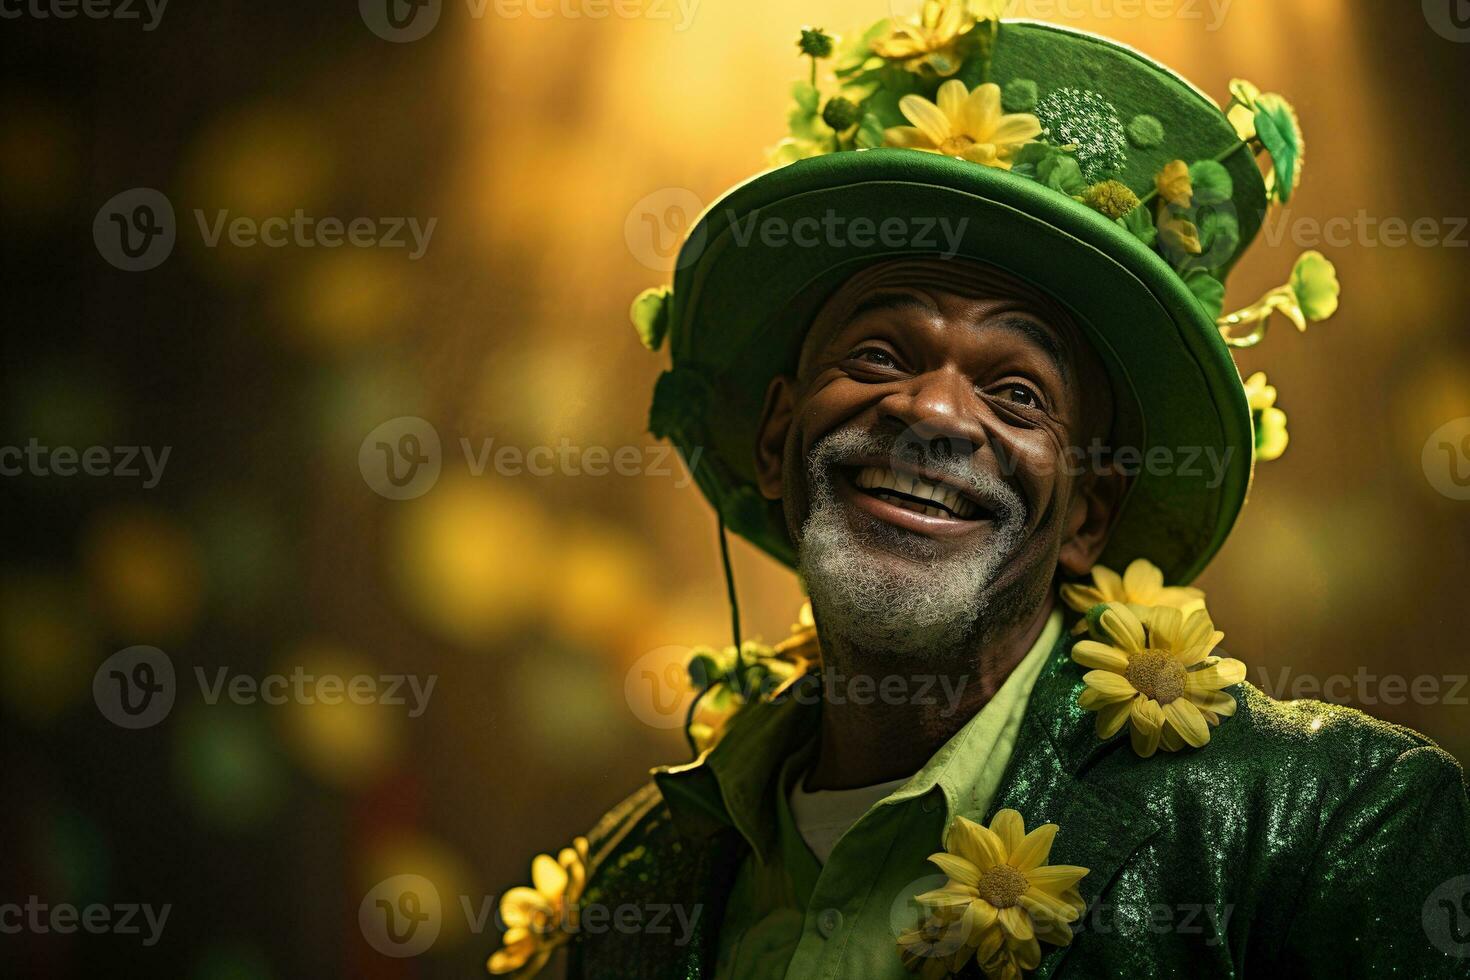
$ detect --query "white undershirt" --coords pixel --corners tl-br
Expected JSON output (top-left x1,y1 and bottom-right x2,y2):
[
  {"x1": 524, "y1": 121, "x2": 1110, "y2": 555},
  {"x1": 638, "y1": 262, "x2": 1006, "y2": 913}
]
[{"x1": 788, "y1": 773, "x2": 912, "y2": 864}]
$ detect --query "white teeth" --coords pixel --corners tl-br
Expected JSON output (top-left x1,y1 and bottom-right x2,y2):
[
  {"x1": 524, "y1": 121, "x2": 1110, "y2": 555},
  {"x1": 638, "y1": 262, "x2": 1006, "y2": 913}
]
[{"x1": 852, "y1": 466, "x2": 981, "y2": 519}]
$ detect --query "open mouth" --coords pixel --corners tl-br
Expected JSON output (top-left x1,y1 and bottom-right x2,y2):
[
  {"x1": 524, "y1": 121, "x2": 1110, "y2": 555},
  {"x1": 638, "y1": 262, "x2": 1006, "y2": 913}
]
[{"x1": 850, "y1": 465, "x2": 984, "y2": 520}]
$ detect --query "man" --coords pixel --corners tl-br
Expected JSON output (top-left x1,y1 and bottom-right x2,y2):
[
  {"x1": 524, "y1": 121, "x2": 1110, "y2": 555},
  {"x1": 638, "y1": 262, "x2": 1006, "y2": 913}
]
[{"x1": 488, "y1": 11, "x2": 1470, "y2": 979}]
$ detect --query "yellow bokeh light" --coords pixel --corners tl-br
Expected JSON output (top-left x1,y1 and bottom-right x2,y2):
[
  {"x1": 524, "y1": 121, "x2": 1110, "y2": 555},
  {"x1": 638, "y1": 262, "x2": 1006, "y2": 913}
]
[
  {"x1": 0, "y1": 572, "x2": 94, "y2": 726},
  {"x1": 551, "y1": 520, "x2": 655, "y2": 649},
  {"x1": 359, "y1": 832, "x2": 474, "y2": 947},
  {"x1": 84, "y1": 508, "x2": 204, "y2": 642},
  {"x1": 274, "y1": 248, "x2": 412, "y2": 353},
  {"x1": 274, "y1": 641, "x2": 404, "y2": 792},
  {"x1": 391, "y1": 476, "x2": 553, "y2": 646},
  {"x1": 183, "y1": 103, "x2": 334, "y2": 219}
]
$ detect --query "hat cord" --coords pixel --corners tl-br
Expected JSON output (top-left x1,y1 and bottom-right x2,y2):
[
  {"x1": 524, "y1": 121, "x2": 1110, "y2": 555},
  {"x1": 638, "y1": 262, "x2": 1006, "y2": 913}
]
[{"x1": 682, "y1": 515, "x2": 746, "y2": 757}]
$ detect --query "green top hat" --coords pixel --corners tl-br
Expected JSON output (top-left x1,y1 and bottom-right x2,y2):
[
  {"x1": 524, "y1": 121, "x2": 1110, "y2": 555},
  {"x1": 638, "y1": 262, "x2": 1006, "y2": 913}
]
[{"x1": 631, "y1": 8, "x2": 1341, "y2": 585}]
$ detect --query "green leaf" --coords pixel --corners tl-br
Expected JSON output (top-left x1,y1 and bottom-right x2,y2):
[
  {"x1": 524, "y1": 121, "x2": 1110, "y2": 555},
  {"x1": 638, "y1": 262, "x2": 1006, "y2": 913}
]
[
  {"x1": 1194, "y1": 208, "x2": 1240, "y2": 269},
  {"x1": 791, "y1": 81, "x2": 819, "y2": 116},
  {"x1": 1187, "y1": 160, "x2": 1233, "y2": 207},
  {"x1": 687, "y1": 650, "x2": 724, "y2": 690},
  {"x1": 1038, "y1": 154, "x2": 1086, "y2": 196},
  {"x1": 1117, "y1": 203, "x2": 1157, "y2": 248},
  {"x1": 1253, "y1": 94, "x2": 1301, "y2": 203},
  {"x1": 856, "y1": 112, "x2": 886, "y2": 149},
  {"x1": 857, "y1": 69, "x2": 919, "y2": 129},
  {"x1": 1290, "y1": 250, "x2": 1340, "y2": 322},
  {"x1": 1008, "y1": 142, "x2": 1059, "y2": 177},
  {"x1": 629, "y1": 286, "x2": 671, "y2": 351},
  {"x1": 1183, "y1": 269, "x2": 1225, "y2": 319}
]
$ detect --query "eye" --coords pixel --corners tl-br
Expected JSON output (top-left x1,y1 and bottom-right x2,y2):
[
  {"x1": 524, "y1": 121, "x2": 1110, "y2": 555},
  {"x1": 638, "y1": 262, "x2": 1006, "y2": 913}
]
[
  {"x1": 848, "y1": 347, "x2": 899, "y2": 369},
  {"x1": 993, "y1": 382, "x2": 1043, "y2": 409}
]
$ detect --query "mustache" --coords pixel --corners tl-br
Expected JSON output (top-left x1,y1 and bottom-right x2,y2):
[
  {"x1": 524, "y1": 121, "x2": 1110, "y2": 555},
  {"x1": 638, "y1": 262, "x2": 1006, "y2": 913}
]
[{"x1": 807, "y1": 426, "x2": 1028, "y2": 525}]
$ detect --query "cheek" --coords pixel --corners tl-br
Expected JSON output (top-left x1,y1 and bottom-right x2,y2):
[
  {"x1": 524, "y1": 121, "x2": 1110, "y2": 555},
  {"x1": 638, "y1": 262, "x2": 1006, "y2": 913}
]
[
  {"x1": 990, "y1": 426, "x2": 1068, "y2": 523},
  {"x1": 794, "y1": 379, "x2": 882, "y2": 456}
]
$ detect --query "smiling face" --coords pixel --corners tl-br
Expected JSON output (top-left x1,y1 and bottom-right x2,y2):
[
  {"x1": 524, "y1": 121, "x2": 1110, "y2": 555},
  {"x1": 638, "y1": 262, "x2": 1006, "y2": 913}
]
[{"x1": 754, "y1": 258, "x2": 1125, "y2": 659}]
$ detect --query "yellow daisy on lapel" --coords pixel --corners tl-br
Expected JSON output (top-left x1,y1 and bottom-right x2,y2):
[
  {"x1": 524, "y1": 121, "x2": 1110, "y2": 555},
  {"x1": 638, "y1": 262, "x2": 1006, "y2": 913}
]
[
  {"x1": 899, "y1": 809, "x2": 1088, "y2": 979},
  {"x1": 487, "y1": 837, "x2": 589, "y2": 977},
  {"x1": 1073, "y1": 602, "x2": 1246, "y2": 757},
  {"x1": 1059, "y1": 558, "x2": 1204, "y2": 634}
]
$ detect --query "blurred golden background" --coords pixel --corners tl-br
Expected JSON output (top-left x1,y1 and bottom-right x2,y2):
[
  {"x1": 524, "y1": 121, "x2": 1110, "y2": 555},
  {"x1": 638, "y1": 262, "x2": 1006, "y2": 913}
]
[{"x1": 3, "y1": 0, "x2": 1469, "y2": 976}]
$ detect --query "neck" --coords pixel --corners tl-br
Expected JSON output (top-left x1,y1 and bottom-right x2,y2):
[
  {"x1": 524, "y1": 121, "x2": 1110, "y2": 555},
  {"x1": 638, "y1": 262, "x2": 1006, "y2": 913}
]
[{"x1": 803, "y1": 592, "x2": 1056, "y2": 791}]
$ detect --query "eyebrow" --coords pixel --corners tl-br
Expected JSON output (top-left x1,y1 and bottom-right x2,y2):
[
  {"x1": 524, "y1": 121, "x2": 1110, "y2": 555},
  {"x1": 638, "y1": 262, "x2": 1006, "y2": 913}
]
[
  {"x1": 984, "y1": 314, "x2": 1072, "y2": 384},
  {"x1": 843, "y1": 290, "x2": 939, "y2": 325}
]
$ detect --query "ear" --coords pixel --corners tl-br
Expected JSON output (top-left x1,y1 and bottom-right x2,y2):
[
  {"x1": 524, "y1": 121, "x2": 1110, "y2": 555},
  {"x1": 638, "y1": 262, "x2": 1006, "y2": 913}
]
[
  {"x1": 754, "y1": 375, "x2": 796, "y2": 501},
  {"x1": 1058, "y1": 465, "x2": 1128, "y2": 577}
]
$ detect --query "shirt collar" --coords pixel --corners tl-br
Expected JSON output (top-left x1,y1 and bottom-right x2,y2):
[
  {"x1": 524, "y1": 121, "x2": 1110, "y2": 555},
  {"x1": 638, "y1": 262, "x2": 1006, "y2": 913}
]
[
  {"x1": 883, "y1": 610, "x2": 1062, "y2": 823},
  {"x1": 654, "y1": 609, "x2": 1065, "y2": 861}
]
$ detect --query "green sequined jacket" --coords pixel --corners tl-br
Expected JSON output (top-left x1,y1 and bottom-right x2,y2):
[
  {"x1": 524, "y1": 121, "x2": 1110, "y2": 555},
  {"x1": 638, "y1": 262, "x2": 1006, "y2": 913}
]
[{"x1": 563, "y1": 631, "x2": 1470, "y2": 978}]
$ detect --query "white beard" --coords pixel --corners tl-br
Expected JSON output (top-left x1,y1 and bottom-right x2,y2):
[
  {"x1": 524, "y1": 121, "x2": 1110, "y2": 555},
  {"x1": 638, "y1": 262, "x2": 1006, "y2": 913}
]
[{"x1": 796, "y1": 427, "x2": 1028, "y2": 660}]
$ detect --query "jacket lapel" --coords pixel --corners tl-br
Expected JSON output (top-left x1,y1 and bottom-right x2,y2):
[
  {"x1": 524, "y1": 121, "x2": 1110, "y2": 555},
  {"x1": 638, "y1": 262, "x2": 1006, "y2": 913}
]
[
  {"x1": 986, "y1": 630, "x2": 1160, "y2": 979},
  {"x1": 652, "y1": 692, "x2": 822, "y2": 976}
]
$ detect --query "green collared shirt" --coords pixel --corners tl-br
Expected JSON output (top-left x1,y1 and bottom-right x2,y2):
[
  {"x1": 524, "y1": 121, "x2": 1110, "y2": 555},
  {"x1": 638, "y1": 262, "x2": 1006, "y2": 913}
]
[{"x1": 661, "y1": 611, "x2": 1063, "y2": 980}]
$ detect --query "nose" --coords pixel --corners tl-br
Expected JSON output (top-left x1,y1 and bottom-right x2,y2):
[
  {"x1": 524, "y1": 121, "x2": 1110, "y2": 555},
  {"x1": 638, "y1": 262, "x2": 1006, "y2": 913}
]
[{"x1": 879, "y1": 366, "x2": 989, "y2": 463}]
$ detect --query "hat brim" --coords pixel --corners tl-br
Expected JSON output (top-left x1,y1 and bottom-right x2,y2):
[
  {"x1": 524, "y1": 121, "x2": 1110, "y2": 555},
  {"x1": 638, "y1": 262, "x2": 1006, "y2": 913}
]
[{"x1": 662, "y1": 148, "x2": 1252, "y2": 585}]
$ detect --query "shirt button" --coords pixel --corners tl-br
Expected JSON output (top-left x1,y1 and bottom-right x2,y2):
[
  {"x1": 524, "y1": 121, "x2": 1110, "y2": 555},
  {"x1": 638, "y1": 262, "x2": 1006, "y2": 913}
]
[
  {"x1": 922, "y1": 795, "x2": 939, "y2": 813},
  {"x1": 817, "y1": 907, "x2": 843, "y2": 938}
]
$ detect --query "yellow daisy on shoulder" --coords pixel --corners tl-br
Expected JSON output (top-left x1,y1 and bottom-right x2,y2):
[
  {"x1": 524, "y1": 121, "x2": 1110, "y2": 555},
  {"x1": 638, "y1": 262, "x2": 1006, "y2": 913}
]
[
  {"x1": 1073, "y1": 603, "x2": 1246, "y2": 757},
  {"x1": 1059, "y1": 558, "x2": 1204, "y2": 634},
  {"x1": 487, "y1": 837, "x2": 589, "y2": 978}
]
